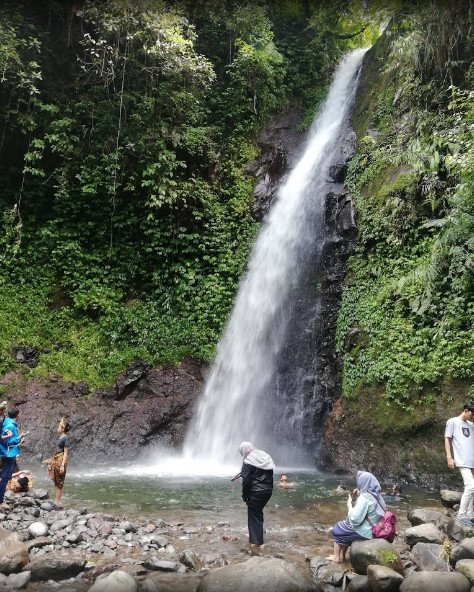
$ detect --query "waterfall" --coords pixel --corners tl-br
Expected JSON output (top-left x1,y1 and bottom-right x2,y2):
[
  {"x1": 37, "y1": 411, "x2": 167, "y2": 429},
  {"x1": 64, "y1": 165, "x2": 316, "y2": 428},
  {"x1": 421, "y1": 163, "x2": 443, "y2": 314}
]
[{"x1": 182, "y1": 48, "x2": 367, "y2": 469}]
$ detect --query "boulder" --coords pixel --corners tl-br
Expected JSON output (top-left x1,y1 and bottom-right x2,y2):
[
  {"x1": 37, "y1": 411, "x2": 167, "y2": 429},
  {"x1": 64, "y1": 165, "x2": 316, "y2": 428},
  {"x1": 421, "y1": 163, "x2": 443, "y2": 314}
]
[
  {"x1": 308, "y1": 556, "x2": 346, "y2": 586},
  {"x1": 89, "y1": 570, "x2": 138, "y2": 592},
  {"x1": 367, "y1": 565, "x2": 404, "y2": 592},
  {"x1": 407, "y1": 508, "x2": 446, "y2": 528},
  {"x1": 28, "y1": 522, "x2": 48, "y2": 538},
  {"x1": 404, "y1": 523, "x2": 446, "y2": 546},
  {"x1": 399, "y1": 572, "x2": 470, "y2": 592},
  {"x1": 0, "y1": 527, "x2": 29, "y2": 574},
  {"x1": 350, "y1": 540, "x2": 403, "y2": 575},
  {"x1": 440, "y1": 490, "x2": 463, "y2": 509},
  {"x1": 410, "y1": 542, "x2": 450, "y2": 571},
  {"x1": 197, "y1": 556, "x2": 322, "y2": 592},
  {"x1": 180, "y1": 550, "x2": 202, "y2": 571},
  {"x1": 119, "y1": 521, "x2": 137, "y2": 533},
  {"x1": 143, "y1": 558, "x2": 185, "y2": 573},
  {"x1": 24, "y1": 555, "x2": 86, "y2": 580},
  {"x1": 451, "y1": 538, "x2": 474, "y2": 563},
  {"x1": 30, "y1": 489, "x2": 49, "y2": 500},
  {"x1": 347, "y1": 575, "x2": 372, "y2": 592},
  {"x1": 6, "y1": 572, "x2": 31, "y2": 590},
  {"x1": 455, "y1": 559, "x2": 474, "y2": 583},
  {"x1": 447, "y1": 518, "x2": 474, "y2": 543}
]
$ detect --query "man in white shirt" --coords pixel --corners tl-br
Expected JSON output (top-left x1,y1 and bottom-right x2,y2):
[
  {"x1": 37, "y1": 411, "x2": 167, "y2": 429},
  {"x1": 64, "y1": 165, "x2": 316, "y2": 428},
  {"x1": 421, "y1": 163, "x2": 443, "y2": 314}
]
[{"x1": 445, "y1": 402, "x2": 474, "y2": 525}]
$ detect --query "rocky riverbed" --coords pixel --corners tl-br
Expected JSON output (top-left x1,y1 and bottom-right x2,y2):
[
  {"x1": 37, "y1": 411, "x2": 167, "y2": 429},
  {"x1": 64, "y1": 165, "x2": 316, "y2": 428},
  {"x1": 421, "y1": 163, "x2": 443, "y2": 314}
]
[{"x1": 1, "y1": 487, "x2": 474, "y2": 591}]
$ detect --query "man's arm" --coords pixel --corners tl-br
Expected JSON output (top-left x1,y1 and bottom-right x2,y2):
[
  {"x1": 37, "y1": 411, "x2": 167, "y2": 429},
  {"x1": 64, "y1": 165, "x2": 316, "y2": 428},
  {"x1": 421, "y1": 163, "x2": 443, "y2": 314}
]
[{"x1": 445, "y1": 437, "x2": 455, "y2": 469}]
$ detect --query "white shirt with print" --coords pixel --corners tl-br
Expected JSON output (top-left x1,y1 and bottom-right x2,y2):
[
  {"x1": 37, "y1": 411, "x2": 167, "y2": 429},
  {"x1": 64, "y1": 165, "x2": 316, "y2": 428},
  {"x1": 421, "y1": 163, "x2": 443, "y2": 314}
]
[{"x1": 445, "y1": 416, "x2": 474, "y2": 468}]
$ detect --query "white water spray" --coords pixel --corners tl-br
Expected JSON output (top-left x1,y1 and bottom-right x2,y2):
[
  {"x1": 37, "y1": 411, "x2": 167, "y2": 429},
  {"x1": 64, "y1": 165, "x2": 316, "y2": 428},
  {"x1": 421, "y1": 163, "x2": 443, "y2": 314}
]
[{"x1": 175, "y1": 49, "x2": 368, "y2": 473}]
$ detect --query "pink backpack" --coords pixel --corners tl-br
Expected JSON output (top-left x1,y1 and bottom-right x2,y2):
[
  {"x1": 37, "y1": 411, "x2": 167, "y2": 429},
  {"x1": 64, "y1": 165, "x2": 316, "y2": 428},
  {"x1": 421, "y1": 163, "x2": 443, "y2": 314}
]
[{"x1": 372, "y1": 511, "x2": 396, "y2": 543}]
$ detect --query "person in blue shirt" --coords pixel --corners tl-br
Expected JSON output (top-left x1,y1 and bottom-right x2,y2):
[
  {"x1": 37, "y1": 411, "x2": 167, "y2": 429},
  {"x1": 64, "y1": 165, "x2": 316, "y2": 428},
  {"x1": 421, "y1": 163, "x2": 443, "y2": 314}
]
[
  {"x1": 0, "y1": 409, "x2": 25, "y2": 510},
  {"x1": 327, "y1": 470, "x2": 387, "y2": 563}
]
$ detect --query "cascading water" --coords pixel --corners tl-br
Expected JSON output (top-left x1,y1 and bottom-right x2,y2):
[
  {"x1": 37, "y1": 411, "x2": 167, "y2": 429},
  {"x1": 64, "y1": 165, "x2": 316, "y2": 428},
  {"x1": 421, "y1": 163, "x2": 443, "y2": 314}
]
[{"x1": 181, "y1": 48, "x2": 367, "y2": 471}]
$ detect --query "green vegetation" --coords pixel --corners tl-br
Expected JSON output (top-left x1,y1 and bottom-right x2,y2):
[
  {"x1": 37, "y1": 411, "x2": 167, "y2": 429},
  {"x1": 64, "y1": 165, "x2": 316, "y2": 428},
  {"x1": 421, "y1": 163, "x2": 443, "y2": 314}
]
[
  {"x1": 337, "y1": 2, "x2": 474, "y2": 410},
  {"x1": 0, "y1": 0, "x2": 379, "y2": 388}
]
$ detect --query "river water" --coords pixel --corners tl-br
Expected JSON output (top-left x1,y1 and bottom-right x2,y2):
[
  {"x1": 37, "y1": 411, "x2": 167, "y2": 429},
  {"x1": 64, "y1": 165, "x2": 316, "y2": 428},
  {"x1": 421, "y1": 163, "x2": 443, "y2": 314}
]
[
  {"x1": 29, "y1": 467, "x2": 440, "y2": 574},
  {"x1": 33, "y1": 468, "x2": 437, "y2": 520}
]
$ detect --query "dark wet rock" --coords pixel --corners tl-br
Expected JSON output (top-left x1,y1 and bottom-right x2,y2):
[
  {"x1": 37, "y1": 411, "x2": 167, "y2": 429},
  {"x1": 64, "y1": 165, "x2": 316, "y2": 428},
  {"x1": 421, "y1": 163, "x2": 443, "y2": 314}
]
[
  {"x1": 367, "y1": 564, "x2": 404, "y2": 592},
  {"x1": 115, "y1": 360, "x2": 151, "y2": 400},
  {"x1": 441, "y1": 490, "x2": 463, "y2": 508},
  {"x1": 451, "y1": 538, "x2": 474, "y2": 563},
  {"x1": 325, "y1": 190, "x2": 357, "y2": 239},
  {"x1": 248, "y1": 109, "x2": 305, "y2": 221},
  {"x1": 24, "y1": 554, "x2": 86, "y2": 580},
  {"x1": 350, "y1": 540, "x2": 403, "y2": 576},
  {"x1": 410, "y1": 542, "x2": 450, "y2": 571},
  {"x1": 347, "y1": 575, "x2": 372, "y2": 592},
  {"x1": 89, "y1": 570, "x2": 138, "y2": 592},
  {"x1": 197, "y1": 556, "x2": 322, "y2": 592},
  {"x1": 399, "y1": 572, "x2": 470, "y2": 592},
  {"x1": 143, "y1": 557, "x2": 185, "y2": 573},
  {"x1": 0, "y1": 527, "x2": 29, "y2": 574},
  {"x1": 404, "y1": 523, "x2": 446, "y2": 546},
  {"x1": 11, "y1": 345, "x2": 39, "y2": 368},
  {"x1": 308, "y1": 556, "x2": 345, "y2": 586}
]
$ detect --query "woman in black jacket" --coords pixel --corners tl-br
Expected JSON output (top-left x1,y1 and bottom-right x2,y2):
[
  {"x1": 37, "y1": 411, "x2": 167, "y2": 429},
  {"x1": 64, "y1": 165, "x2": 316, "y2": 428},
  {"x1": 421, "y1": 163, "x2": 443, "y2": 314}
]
[{"x1": 239, "y1": 441, "x2": 275, "y2": 552}]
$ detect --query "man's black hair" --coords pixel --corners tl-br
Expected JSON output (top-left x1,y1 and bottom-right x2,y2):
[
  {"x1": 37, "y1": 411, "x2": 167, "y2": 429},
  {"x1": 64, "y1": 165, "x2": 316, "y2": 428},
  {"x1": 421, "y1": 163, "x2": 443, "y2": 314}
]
[
  {"x1": 464, "y1": 402, "x2": 474, "y2": 413},
  {"x1": 17, "y1": 476, "x2": 29, "y2": 490},
  {"x1": 8, "y1": 408, "x2": 19, "y2": 419}
]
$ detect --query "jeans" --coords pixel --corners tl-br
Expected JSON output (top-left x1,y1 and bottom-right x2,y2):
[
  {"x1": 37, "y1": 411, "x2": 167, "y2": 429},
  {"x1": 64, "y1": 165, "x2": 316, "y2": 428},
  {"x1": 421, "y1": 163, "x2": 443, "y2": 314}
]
[
  {"x1": 0, "y1": 456, "x2": 15, "y2": 503},
  {"x1": 247, "y1": 489, "x2": 272, "y2": 545},
  {"x1": 458, "y1": 467, "x2": 474, "y2": 517}
]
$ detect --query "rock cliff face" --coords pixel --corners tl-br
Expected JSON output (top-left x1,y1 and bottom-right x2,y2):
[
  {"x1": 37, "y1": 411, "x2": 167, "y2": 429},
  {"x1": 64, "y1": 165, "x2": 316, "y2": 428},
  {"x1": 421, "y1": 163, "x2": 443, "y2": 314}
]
[
  {"x1": 249, "y1": 108, "x2": 306, "y2": 220},
  {"x1": 0, "y1": 358, "x2": 204, "y2": 464}
]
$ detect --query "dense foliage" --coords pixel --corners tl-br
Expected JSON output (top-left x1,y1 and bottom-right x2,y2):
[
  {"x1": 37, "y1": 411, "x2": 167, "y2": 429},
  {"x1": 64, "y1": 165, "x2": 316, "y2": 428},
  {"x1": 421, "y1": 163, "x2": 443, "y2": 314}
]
[
  {"x1": 0, "y1": 0, "x2": 379, "y2": 388},
  {"x1": 337, "y1": 2, "x2": 474, "y2": 409}
]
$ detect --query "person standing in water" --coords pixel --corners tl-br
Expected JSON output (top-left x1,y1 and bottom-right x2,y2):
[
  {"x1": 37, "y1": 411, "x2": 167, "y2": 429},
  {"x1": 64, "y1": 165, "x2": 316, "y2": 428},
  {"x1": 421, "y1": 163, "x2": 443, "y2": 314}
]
[
  {"x1": 0, "y1": 409, "x2": 24, "y2": 510},
  {"x1": 44, "y1": 418, "x2": 70, "y2": 503},
  {"x1": 238, "y1": 441, "x2": 275, "y2": 553}
]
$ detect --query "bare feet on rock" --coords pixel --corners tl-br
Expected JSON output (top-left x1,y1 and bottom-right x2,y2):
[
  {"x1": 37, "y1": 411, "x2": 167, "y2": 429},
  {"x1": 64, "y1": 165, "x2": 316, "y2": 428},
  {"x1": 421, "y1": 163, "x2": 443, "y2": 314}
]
[{"x1": 249, "y1": 544, "x2": 264, "y2": 555}]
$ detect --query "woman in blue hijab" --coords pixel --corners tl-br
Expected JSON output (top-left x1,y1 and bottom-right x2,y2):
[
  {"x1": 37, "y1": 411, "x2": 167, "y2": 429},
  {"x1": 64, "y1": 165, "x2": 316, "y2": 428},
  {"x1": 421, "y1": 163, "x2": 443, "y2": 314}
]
[{"x1": 327, "y1": 470, "x2": 387, "y2": 563}]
